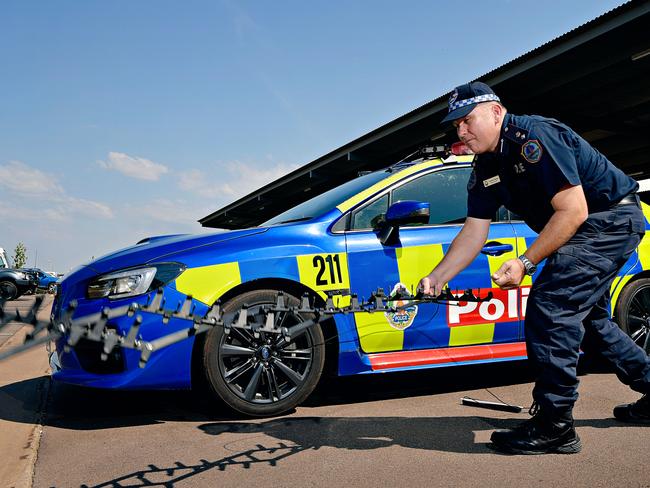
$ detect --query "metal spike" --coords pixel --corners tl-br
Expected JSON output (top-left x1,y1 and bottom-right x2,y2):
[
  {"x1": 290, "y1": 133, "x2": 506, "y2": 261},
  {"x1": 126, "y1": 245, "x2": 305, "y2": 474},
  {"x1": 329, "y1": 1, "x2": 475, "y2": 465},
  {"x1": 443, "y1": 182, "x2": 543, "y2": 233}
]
[
  {"x1": 143, "y1": 289, "x2": 161, "y2": 311},
  {"x1": 300, "y1": 293, "x2": 310, "y2": 311},
  {"x1": 236, "y1": 307, "x2": 248, "y2": 328},
  {"x1": 438, "y1": 287, "x2": 455, "y2": 301},
  {"x1": 87, "y1": 307, "x2": 110, "y2": 341},
  {"x1": 459, "y1": 289, "x2": 474, "y2": 302},
  {"x1": 101, "y1": 331, "x2": 120, "y2": 360},
  {"x1": 373, "y1": 292, "x2": 384, "y2": 309},
  {"x1": 205, "y1": 301, "x2": 221, "y2": 321},
  {"x1": 123, "y1": 315, "x2": 143, "y2": 347},
  {"x1": 179, "y1": 295, "x2": 193, "y2": 318},
  {"x1": 127, "y1": 303, "x2": 139, "y2": 317},
  {"x1": 265, "y1": 312, "x2": 276, "y2": 331},
  {"x1": 139, "y1": 342, "x2": 154, "y2": 368}
]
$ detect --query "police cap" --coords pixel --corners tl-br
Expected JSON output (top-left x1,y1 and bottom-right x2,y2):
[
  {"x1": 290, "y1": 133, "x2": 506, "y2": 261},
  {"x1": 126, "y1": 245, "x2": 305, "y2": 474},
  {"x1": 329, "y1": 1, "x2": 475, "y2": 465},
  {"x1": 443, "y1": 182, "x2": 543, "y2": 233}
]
[{"x1": 441, "y1": 81, "x2": 501, "y2": 124}]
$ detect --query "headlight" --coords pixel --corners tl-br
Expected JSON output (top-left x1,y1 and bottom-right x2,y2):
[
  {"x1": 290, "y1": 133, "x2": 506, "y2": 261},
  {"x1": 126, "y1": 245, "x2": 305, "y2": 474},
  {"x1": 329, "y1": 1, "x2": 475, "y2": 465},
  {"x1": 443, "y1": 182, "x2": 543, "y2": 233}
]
[{"x1": 87, "y1": 263, "x2": 185, "y2": 299}]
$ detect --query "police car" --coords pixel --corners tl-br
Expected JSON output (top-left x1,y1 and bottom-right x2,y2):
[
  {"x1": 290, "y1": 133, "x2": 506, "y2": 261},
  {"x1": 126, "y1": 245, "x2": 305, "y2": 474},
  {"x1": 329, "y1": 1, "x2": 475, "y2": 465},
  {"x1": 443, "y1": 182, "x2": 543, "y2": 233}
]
[{"x1": 50, "y1": 155, "x2": 650, "y2": 416}]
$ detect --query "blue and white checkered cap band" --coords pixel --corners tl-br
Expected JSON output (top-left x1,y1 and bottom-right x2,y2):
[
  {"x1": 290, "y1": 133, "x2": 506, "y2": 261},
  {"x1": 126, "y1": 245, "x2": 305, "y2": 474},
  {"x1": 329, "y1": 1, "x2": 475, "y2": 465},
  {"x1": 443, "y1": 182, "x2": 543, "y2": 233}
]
[{"x1": 449, "y1": 93, "x2": 500, "y2": 111}]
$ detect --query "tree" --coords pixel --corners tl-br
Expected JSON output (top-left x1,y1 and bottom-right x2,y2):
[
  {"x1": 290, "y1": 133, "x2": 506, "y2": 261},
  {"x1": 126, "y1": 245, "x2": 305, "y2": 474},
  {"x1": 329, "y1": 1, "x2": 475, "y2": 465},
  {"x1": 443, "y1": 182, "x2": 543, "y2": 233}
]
[{"x1": 13, "y1": 242, "x2": 27, "y2": 268}]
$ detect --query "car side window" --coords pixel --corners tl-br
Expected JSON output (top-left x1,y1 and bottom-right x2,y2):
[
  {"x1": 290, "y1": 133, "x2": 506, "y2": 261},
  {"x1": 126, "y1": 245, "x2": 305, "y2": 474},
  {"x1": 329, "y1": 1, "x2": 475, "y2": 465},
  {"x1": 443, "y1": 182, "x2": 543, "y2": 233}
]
[
  {"x1": 392, "y1": 167, "x2": 471, "y2": 225},
  {"x1": 350, "y1": 194, "x2": 389, "y2": 230}
]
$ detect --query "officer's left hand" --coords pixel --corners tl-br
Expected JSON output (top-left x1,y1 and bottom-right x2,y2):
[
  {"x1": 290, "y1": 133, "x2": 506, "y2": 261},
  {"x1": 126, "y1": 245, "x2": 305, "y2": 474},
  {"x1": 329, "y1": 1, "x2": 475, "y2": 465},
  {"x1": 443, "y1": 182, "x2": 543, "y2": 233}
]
[{"x1": 492, "y1": 259, "x2": 525, "y2": 289}]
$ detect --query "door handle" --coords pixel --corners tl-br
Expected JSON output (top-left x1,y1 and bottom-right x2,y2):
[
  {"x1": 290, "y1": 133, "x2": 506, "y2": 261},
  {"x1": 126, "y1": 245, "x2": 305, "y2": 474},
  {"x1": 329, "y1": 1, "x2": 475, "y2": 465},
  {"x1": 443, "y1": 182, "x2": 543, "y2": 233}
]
[{"x1": 481, "y1": 242, "x2": 514, "y2": 256}]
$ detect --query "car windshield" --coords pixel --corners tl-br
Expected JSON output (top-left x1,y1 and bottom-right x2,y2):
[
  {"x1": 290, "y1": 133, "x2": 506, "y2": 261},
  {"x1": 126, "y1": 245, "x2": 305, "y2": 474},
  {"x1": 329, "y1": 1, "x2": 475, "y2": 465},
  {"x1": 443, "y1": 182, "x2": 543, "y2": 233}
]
[{"x1": 263, "y1": 169, "x2": 394, "y2": 225}]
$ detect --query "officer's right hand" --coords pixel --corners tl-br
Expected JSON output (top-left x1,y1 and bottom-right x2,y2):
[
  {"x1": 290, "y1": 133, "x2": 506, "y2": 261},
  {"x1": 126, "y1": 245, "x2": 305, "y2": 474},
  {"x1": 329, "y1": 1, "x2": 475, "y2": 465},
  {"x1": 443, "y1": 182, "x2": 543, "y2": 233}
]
[{"x1": 418, "y1": 273, "x2": 445, "y2": 297}]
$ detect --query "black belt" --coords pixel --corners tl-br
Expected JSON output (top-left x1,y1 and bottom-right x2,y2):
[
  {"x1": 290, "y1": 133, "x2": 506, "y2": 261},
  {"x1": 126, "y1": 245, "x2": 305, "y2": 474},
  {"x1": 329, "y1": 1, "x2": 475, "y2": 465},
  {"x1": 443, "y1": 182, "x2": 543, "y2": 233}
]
[{"x1": 616, "y1": 194, "x2": 640, "y2": 206}]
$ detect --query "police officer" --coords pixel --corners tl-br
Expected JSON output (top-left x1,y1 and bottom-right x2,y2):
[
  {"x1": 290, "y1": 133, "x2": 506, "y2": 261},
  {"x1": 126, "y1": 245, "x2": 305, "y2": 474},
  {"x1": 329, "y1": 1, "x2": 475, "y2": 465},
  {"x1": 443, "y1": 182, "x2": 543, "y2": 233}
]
[{"x1": 419, "y1": 81, "x2": 650, "y2": 455}]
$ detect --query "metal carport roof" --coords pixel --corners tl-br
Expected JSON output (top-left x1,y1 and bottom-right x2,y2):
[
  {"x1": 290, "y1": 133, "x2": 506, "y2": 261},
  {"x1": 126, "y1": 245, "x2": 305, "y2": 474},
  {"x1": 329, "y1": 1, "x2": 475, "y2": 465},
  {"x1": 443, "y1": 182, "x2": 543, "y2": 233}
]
[{"x1": 201, "y1": 0, "x2": 650, "y2": 229}]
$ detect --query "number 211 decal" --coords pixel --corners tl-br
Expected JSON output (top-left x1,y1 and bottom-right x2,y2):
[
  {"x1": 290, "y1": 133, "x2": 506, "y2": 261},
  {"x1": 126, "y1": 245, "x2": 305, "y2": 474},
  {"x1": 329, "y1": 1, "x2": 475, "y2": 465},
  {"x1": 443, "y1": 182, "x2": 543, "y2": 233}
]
[{"x1": 313, "y1": 254, "x2": 343, "y2": 285}]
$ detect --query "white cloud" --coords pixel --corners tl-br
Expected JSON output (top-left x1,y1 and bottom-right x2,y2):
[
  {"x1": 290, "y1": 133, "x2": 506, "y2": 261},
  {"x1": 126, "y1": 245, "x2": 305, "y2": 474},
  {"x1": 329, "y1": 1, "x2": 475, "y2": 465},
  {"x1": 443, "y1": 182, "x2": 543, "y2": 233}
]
[
  {"x1": 0, "y1": 160, "x2": 65, "y2": 195},
  {"x1": 179, "y1": 161, "x2": 298, "y2": 201},
  {"x1": 99, "y1": 151, "x2": 169, "y2": 181},
  {"x1": 0, "y1": 160, "x2": 114, "y2": 221},
  {"x1": 64, "y1": 198, "x2": 114, "y2": 219},
  {"x1": 132, "y1": 198, "x2": 210, "y2": 224}
]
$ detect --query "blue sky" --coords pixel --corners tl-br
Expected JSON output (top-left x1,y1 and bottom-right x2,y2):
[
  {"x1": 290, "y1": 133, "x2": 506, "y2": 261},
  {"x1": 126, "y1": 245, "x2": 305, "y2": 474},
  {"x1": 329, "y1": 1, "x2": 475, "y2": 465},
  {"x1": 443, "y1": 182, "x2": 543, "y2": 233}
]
[{"x1": 0, "y1": 0, "x2": 626, "y2": 272}]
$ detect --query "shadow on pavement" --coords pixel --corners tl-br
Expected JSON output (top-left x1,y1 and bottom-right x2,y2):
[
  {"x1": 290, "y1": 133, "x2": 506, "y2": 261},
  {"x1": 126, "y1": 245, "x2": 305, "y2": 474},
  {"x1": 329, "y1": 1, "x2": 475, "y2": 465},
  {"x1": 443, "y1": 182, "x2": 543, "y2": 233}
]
[
  {"x1": 80, "y1": 414, "x2": 639, "y2": 488},
  {"x1": 0, "y1": 357, "x2": 618, "y2": 432},
  {"x1": 0, "y1": 361, "x2": 534, "y2": 429}
]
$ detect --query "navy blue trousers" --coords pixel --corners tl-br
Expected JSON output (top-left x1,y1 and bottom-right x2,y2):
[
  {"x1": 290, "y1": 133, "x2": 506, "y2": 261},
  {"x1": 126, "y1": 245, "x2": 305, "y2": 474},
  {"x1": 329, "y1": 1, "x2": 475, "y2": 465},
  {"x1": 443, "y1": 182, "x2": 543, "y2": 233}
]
[{"x1": 525, "y1": 201, "x2": 650, "y2": 413}]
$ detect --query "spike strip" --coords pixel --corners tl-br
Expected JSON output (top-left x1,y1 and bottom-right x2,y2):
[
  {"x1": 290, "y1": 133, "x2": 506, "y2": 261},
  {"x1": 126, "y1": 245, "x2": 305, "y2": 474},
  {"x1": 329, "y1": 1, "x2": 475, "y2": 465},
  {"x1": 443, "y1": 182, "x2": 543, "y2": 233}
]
[{"x1": 0, "y1": 287, "x2": 493, "y2": 366}]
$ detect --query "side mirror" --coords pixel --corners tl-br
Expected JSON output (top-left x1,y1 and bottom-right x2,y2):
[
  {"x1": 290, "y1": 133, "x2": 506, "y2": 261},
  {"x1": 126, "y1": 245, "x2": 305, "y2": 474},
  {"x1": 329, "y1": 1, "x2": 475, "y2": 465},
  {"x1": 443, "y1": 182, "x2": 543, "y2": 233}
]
[{"x1": 377, "y1": 200, "x2": 430, "y2": 245}]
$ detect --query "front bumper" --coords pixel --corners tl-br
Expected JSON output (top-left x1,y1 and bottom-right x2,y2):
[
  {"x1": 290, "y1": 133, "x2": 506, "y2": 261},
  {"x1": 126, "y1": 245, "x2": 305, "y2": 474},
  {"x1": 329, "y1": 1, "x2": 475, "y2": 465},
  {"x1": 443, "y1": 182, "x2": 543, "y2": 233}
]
[{"x1": 51, "y1": 286, "x2": 204, "y2": 390}]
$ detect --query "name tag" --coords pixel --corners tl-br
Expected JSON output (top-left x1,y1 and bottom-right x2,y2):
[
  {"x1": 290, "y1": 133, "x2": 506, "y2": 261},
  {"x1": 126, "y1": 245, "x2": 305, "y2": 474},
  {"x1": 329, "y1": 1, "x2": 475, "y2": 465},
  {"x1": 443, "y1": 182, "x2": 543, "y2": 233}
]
[{"x1": 483, "y1": 175, "x2": 501, "y2": 187}]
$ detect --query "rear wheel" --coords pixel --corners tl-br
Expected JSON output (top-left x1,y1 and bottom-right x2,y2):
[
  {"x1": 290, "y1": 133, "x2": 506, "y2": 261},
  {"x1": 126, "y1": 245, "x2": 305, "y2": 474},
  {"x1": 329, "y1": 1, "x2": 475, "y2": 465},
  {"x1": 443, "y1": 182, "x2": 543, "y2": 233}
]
[
  {"x1": 615, "y1": 277, "x2": 650, "y2": 354},
  {"x1": 203, "y1": 289, "x2": 325, "y2": 416},
  {"x1": 0, "y1": 281, "x2": 18, "y2": 300}
]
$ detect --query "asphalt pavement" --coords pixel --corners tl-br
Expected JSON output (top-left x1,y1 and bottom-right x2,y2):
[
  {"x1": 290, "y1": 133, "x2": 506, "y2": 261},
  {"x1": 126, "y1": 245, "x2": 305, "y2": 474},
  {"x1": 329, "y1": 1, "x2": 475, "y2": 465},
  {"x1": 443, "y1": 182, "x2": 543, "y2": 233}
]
[
  {"x1": 0, "y1": 295, "x2": 52, "y2": 488},
  {"x1": 1, "y1": 296, "x2": 649, "y2": 487}
]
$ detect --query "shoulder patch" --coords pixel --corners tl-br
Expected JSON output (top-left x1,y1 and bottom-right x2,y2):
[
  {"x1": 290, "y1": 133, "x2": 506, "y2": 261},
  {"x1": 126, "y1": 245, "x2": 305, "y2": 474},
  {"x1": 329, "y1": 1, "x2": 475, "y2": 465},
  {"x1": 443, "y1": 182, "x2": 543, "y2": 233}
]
[
  {"x1": 521, "y1": 139, "x2": 543, "y2": 163},
  {"x1": 503, "y1": 123, "x2": 528, "y2": 144}
]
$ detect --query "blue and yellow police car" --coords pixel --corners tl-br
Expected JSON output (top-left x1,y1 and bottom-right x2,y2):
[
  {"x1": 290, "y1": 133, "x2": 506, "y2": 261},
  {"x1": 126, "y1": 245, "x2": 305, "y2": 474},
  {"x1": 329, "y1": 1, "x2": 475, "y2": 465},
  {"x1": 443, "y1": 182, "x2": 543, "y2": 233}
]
[{"x1": 50, "y1": 155, "x2": 650, "y2": 416}]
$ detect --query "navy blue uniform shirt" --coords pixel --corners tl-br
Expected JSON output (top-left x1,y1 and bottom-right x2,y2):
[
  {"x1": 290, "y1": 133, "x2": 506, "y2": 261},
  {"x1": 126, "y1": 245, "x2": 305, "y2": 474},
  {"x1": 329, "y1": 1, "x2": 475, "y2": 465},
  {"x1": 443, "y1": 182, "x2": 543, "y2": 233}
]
[{"x1": 467, "y1": 113, "x2": 638, "y2": 233}]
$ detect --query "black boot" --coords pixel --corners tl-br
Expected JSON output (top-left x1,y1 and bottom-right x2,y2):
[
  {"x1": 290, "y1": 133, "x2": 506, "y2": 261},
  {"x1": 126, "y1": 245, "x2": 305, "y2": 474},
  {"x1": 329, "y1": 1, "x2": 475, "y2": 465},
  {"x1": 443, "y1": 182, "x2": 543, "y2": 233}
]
[
  {"x1": 613, "y1": 394, "x2": 650, "y2": 424},
  {"x1": 490, "y1": 408, "x2": 581, "y2": 455}
]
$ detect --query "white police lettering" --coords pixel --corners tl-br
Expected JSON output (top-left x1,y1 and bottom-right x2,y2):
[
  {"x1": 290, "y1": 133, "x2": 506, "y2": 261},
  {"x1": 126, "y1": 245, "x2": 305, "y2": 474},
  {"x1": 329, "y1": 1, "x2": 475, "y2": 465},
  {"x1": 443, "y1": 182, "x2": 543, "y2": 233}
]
[
  {"x1": 447, "y1": 287, "x2": 530, "y2": 326},
  {"x1": 513, "y1": 162, "x2": 526, "y2": 174}
]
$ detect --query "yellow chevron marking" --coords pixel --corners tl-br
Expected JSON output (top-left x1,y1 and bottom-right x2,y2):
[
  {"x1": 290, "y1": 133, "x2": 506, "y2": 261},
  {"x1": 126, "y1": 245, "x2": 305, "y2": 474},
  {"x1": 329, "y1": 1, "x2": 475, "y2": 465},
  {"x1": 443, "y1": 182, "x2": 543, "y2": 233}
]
[
  {"x1": 355, "y1": 243, "x2": 445, "y2": 353},
  {"x1": 449, "y1": 323, "x2": 495, "y2": 346},
  {"x1": 395, "y1": 243, "x2": 446, "y2": 292},
  {"x1": 611, "y1": 274, "x2": 633, "y2": 310},
  {"x1": 175, "y1": 262, "x2": 241, "y2": 305}
]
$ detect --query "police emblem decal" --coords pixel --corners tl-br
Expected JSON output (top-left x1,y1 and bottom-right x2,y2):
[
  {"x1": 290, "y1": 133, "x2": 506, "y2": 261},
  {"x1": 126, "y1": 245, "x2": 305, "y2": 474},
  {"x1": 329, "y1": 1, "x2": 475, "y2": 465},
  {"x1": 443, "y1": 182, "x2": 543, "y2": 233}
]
[
  {"x1": 385, "y1": 283, "x2": 418, "y2": 331},
  {"x1": 449, "y1": 89, "x2": 459, "y2": 107},
  {"x1": 521, "y1": 140, "x2": 543, "y2": 163}
]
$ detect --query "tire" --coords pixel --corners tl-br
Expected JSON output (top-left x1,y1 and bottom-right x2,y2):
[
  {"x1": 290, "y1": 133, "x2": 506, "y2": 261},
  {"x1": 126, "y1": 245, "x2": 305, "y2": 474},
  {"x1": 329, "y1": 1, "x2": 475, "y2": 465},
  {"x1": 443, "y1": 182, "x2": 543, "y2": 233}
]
[
  {"x1": 203, "y1": 289, "x2": 325, "y2": 417},
  {"x1": 47, "y1": 282, "x2": 57, "y2": 294},
  {"x1": 0, "y1": 280, "x2": 19, "y2": 300},
  {"x1": 615, "y1": 277, "x2": 650, "y2": 354}
]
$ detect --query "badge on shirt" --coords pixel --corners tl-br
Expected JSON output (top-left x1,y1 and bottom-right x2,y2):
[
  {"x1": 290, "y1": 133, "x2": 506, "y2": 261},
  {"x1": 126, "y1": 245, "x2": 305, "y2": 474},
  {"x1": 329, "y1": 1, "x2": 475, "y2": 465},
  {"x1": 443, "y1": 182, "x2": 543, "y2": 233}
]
[
  {"x1": 521, "y1": 139, "x2": 543, "y2": 163},
  {"x1": 483, "y1": 175, "x2": 501, "y2": 187}
]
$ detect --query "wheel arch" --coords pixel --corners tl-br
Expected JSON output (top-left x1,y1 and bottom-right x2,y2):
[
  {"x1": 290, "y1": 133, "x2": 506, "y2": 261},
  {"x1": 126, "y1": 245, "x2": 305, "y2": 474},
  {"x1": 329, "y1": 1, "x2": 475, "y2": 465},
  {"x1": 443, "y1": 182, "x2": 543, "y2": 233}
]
[
  {"x1": 613, "y1": 270, "x2": 650, "y2": 322},
  {"x1": 190, "y1": 277, "x2": 340, "y2": 388},
  {"x1": 0, "y1": 278, "x2": 20, "y2": 300}
]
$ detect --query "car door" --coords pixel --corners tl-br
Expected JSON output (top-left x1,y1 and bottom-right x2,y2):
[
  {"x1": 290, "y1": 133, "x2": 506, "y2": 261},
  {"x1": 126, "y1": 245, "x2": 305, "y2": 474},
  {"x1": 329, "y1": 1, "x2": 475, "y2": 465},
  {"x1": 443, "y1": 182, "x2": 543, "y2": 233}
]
[{"x1": 344, "y1": 165, "x2": 524, "y2": 355}]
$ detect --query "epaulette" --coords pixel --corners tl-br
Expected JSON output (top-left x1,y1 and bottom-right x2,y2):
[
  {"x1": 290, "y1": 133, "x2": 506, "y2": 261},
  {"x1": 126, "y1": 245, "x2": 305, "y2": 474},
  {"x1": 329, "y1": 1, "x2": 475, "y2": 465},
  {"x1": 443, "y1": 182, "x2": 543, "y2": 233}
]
[{"x1": 503, "y1": 123, "x2": 528, "y2": 144}]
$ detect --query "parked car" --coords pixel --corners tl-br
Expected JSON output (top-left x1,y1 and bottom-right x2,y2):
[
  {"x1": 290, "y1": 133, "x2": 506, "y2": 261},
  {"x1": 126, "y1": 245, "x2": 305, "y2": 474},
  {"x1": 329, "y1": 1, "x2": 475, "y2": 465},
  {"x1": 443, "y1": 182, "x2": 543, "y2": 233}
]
[
  {"x1": 49, "y1": 155, "x2": 650, "y2": 416},
  {"x1": 21, "y1": 268, "x2": 60, "y2": 294},
  {"x1": 0, "y1": 268, "x2": 39, "y2": 300}
]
